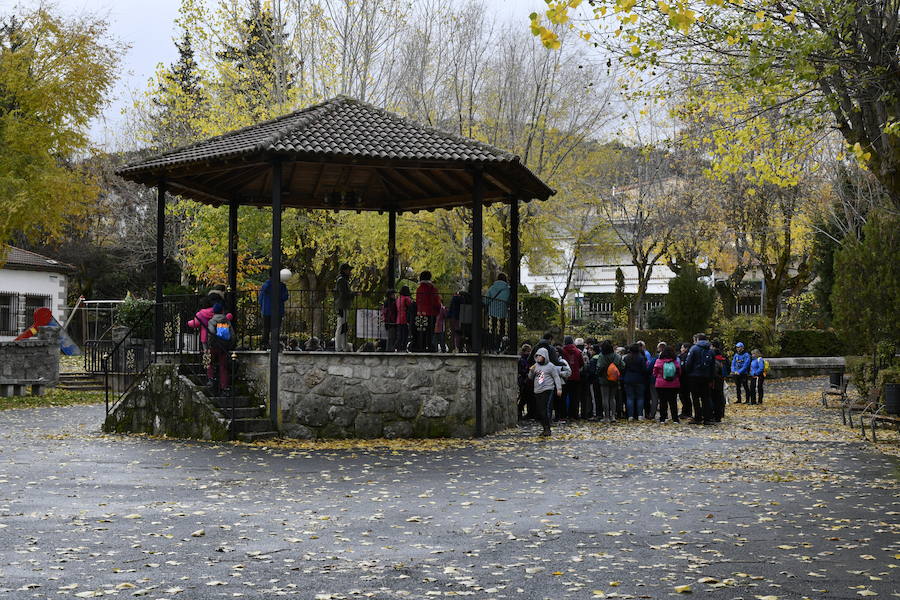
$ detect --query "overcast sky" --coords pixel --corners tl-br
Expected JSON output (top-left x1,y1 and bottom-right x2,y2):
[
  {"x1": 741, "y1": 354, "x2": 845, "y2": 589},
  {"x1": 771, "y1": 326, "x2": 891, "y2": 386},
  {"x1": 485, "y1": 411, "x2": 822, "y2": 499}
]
[{"x1": 43, "y1": 0, "x2": 547, "y2": 149}]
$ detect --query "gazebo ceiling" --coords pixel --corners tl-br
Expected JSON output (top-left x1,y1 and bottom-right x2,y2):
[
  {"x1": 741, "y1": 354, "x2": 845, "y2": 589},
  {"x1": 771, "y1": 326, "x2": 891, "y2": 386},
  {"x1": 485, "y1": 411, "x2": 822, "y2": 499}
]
[{"x1": 116, "y1": 96, "x2": 555, "y2": 212}]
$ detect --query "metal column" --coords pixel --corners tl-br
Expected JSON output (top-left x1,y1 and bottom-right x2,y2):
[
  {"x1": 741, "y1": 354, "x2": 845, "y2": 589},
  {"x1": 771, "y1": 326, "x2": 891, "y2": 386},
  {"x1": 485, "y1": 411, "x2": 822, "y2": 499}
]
[
  {"x1": 508, "y1": 197, "x2": 519, "y2": 354},
  {"x1": 387, "y1": 209, "x2": 397, "y2": 289},
  {"x1": 472, "y1": 169, "x2": 484, "y2": 437},
  {"x1": 227, "y1": 198, "x2": 239, "y2": 310},
  {"x1": 154, "y1": 179, "x2": 166, "y2": 353},
  {"x1": 269, "y1": 161, "x2": 283, "y2": 431}
]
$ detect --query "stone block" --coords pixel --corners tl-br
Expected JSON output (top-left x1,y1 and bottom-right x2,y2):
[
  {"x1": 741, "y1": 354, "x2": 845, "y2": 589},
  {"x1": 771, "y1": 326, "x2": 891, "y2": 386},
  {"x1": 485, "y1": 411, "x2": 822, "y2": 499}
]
[
  {"x1": 352, "y1": 365, "x2": 371, "y2": 379},
  {"x1": 313, "y1": 378, "x2": 344, "y2": 397},
  {"x1": 327, "y1": 365, "x2": 354, "y2": 378},
  {"x1": 383, "y1": 420, "x2": 413, "y2": 439},
  {"x1": 354, "y1": 413, "x2": 383, "y2": 438},
  {"x1": 396, "y1": 392, "x2": 421, "y2": 419},
  {"x1": 328, "y1": 405, "x2": 357, "y2": 428},
  {"x1": 422, "y1": 395, "x2": 449, "y2": 418},
  {"x1": 404, "y1": 370, "x2": 433, "y2": 390},
  {"x1": 343, "y1": 386, "x2": 370, "y2": 410},
  {"x1": 304, "y1": 368, "x2": 327, "y2": 388},
  {"x1": 281, "y1": 373, "x2": 306, "y2": 392},
  {"x1": 294, "y1": 395, "x2": 331, "y2": 427},
  {"x1": 364, "y1": 376, "x2": 401, "y2": 395},
  {"x1": 283, "y1": 423, "x2": 315, "y2": 440},
  {"x1": 368, "y1": 395, "x2": 396, "y2": 414}
]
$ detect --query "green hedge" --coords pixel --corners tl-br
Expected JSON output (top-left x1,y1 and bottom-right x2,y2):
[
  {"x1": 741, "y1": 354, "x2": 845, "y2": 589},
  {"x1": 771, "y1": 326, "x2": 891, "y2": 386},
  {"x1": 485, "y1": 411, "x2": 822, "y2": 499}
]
[
  {"x1": 777, "y1": 329, "x2": 842, "y2": 357},
  {"x1": 520, "y1": 294, "x2": 558, "y2": 331},
  {"x1": 609, "y1": 329, "x2": 681, "y2": 349}
]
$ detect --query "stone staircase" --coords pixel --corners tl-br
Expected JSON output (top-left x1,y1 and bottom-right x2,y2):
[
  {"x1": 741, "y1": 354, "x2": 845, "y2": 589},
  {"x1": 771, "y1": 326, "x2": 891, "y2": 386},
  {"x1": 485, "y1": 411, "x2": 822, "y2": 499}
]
[
  {"x1": 58, "y1": 372, "x2": 105, "y2": 392},
  {"x1": 177, "y1": 361, "x2": 277, "y2": 442}
]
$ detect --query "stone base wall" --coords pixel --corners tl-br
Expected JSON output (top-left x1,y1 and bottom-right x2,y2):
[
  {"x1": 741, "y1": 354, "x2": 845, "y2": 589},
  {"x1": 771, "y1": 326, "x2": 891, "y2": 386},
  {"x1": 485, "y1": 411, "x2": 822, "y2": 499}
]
[
  {"x1": 103, "y1": 363, "x2": 230, "y2": 441},
  {"x1": 0, "y1": 327, "x2": 59, "y2": 384},
  {"x1": 765, "y1": 356, "x2": 845, "y2": 379},
  {"x1": 237, "y1": 352, "x2": 517, "y2": 439}
]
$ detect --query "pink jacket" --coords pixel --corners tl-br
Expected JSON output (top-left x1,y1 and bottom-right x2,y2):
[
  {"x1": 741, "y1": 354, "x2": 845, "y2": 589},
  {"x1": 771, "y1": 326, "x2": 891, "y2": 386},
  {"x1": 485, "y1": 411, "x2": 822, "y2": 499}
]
[
  {"x1": 188, "y1": 308, "x2": 233, "y2": 344},
  {"x1": 652, "y1": 358, "x2": 682, "y2": 388},
  {"x1": 396, "y1": 295, "x2": 413, "y2": 325}
]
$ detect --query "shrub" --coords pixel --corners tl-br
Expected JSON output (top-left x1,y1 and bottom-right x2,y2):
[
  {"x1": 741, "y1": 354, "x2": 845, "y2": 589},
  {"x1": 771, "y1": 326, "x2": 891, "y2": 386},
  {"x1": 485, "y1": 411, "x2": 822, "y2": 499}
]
[
  {"x1": 646, "y1": 306, "x2": 673, "y2": 329},
  {"x1": 846, "y1": 356, "x2": 875, "y2": 399},
  {"x1": 608, "y1": 328, "x2": 680, "y2": 349},
  {"x1": 664, "y1": 264, "x2": 714, "y2": 340},
  {"x1": 876, "y1": 366, "x2": 900, "y2": 393},
  {"x1": 569, "y1": 320, "x2": 614, "y2": 342},
  {"x1": 520, "y1": 294, "x2": 558, "y2": 331},
  {"x1": 115, "y1": 293, "x2": 153, "y2": 338},
  {"x1": 777, "y1": 330, "x2": 842, "y2": 357},
  {"x1": 721, "y1": 315, "x2": 779, "y2": 357}
]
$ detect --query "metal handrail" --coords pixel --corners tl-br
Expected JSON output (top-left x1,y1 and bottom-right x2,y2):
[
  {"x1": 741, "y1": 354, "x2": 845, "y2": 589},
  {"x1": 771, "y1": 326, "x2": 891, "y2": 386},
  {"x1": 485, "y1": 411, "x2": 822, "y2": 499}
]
[{"x1": 103, "y1": 303, "x2": 156, "y2": 417}]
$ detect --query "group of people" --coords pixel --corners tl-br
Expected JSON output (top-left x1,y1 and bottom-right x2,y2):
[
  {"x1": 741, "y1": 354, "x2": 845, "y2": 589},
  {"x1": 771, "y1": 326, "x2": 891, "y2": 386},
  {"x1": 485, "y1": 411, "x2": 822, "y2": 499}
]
[
  {"x1": 379, "y1": 270, "x2": 511, "y2": 354},
  {"x1": 519, "y1": 332, "x2": 768, "y2": 436}
]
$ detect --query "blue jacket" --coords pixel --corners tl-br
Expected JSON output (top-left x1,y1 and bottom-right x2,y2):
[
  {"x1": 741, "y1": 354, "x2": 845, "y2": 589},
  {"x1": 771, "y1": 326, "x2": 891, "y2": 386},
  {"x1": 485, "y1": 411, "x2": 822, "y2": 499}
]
[
  {"x1": 259, "y1": 279, "x2": 288, "y2": 317},
  {"x1": 750, "y1": 357, "x2": 766, "y2": 377},
  {"x1": 731, "y1": 351, "x2": 751, "y2": 375},
  {"x1": 683, "y1": 340, "x2": 714, "y2": 378},
  {"x1": 483, "y1": 280, "x2": 511, "y2": 319},
  {"x1": 622, "y1": 352, "x2": 648, "y2": 384}
]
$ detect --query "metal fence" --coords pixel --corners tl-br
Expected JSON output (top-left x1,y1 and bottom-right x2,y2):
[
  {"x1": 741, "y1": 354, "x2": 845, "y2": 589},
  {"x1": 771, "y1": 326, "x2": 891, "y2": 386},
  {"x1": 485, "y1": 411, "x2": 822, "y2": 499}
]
[{"x1": 0, "y1": 292, "x2": 20, "y2": 336}]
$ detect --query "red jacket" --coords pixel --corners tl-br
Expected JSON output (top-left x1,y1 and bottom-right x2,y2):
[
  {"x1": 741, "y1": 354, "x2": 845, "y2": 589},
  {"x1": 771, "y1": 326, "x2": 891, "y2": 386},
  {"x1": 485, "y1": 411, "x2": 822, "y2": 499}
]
[
  {"x1": 395, "y1": 295, "x2": 413, "y2": 325},
  {"x1": 415, "y1": 281, "x2": 442, "y2": 317},
  {"x1": 561, "y1": 344, "x2": 585, "y2": 382}
]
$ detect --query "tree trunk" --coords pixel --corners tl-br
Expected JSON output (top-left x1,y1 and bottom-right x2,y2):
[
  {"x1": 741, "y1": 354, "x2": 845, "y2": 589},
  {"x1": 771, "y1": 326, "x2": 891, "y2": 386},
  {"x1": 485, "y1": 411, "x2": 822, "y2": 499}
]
[{"x1": 628, "y1": 274, "x2": 650, "y2": 344}]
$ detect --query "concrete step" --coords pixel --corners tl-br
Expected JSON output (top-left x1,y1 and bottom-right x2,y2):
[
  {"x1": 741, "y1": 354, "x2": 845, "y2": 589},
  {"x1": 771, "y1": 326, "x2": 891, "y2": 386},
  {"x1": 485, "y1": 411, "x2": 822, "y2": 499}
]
[
  {"x1": 236, "y1": 431, "x2": 279, "y2": 442},
  {"x1": 60, "y1": 372, "x2": 102, "y2": 381},
  {"x1": 58, "y1": 383, "x2": 105, "y2": 391},
  {"x1": 219, "y1": 406, "x2": 266, "y2": 419},
  {"x1": 210, "y1": 395, "x2": 258, "y2": 408},
  {"x1": 231, "y1": 418, "x2": 273, "y2": 433}
]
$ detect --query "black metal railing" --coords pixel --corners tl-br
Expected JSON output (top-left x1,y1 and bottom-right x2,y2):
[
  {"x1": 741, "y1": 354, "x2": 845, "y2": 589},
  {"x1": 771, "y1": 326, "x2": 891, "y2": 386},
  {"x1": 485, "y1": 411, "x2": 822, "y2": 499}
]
[{"x1": 103, "y1": 303, "x2": 157, "y2": 417}]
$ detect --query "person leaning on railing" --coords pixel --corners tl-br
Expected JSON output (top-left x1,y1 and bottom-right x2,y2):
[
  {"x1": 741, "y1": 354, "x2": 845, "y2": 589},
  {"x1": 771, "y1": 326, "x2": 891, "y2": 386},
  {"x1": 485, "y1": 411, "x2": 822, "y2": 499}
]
[{"x1": 334, "y1": 263, "x2": 355, "y2": 352}]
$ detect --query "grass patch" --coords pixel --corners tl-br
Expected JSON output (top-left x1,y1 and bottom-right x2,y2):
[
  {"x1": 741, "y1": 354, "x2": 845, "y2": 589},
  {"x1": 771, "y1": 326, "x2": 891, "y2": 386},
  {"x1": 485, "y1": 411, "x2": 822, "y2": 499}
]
[{"x1": 0, "y1": 388, "x2": 104, "y2": 411}]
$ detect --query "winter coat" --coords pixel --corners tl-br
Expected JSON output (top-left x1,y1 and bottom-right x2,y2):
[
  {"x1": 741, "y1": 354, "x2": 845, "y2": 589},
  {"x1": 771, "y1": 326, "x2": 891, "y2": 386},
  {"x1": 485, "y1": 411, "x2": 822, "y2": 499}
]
[
  {"x1": 750, "y1": 357, "x2": 766, "y2": 377},
  {"x1": 259, "y1": 279, "x2": 288, "y2": 317},
  {"x1": 334, "y1": 274, "x2": 353, "y2": 310},
  {"x1": 517, "y1": 355, "x2": 530, "y2": 388},
  {"x1": 434, "y1": 306, "x2": 448, "y2": 333},
  {"x1": 395, "y1": 295, "x2": 413, "y2": 325},
  {"x1": 483, "y1": 279, "x2": 511, "y2": 320},
  {"x1": 622, "y1": 352, "x2": 648, "y2": 384},
  {"x1": 561, "y1": 343, "x2": 585, "y2": 382},
  {"x1": 528, "y1": 341, "x2": 560, "y2": 366},
  {"x1": 652, "y1": 357, "x2": 682, "y2": 389},
  {"x1": 683, "y1": 340, "x2": 715, "y2": 379},
  {"x1": 529, "y1": 347, "x2": 562, "y2": 394},
  {"x1": 415, "y1": 281, "x2": 442, "y2": 317},
  {"x1": 731, "y1": 351, "x2": 751, "y2": 375},
  {"x1": 187, "y1": 307, "x2": 215, "y2": 344},
  {"x1": 381, "y1": 298, "x2": 398, "y2": 326}
]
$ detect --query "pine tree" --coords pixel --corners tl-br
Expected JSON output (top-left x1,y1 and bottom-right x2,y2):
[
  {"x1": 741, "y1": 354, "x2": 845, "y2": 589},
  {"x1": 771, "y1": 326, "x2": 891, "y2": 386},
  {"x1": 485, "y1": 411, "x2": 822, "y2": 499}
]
[
  {"x1": 664, "y1": 264, "x2": 715, "y2": 341},
  {"x1": 150, "y1": 29, "x2": 207, "y2": 149}
]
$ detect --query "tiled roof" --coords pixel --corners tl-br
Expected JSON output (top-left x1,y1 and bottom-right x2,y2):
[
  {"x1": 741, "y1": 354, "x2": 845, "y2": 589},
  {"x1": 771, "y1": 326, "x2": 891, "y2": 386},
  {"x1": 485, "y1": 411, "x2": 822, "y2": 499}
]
[
  {"x1": 118, "y1": 96, "x2": 521, "y2": 175},
  {"x1": 2, "y1": 246, "x2": 75, "y2": 273}
]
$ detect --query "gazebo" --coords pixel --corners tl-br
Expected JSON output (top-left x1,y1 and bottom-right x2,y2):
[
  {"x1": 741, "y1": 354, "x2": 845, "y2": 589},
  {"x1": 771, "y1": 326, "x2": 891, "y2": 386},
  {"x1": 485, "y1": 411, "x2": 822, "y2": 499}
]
[{"x1": 116, "y1": 96, "x2": 554, "y2": 438}]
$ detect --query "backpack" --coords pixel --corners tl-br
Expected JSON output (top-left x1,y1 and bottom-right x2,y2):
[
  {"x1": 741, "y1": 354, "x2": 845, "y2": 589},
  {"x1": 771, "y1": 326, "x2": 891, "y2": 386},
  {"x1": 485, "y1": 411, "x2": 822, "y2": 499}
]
[
  {"x1": 207, "y1": 314, "x2": 234, "y2": 350},
  {"x1": 698, "y1": 346, "x2": 716, "y2": 376},
  {"x1": 580, "y1": 358, "x2": 598, "y2": 383},
  {"x1": 662, "y1": 360, "x2": 676, "y2": 381},
  {"x1": 606, "y1": 359, "x2": 621, "y2": 383}
]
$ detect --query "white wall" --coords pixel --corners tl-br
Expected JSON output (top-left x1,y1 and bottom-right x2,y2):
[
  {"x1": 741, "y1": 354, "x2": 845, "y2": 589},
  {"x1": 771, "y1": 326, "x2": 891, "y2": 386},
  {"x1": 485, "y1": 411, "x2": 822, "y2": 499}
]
[{"x1": 0, "y1": 268, "x2": 68, "y2": 341}]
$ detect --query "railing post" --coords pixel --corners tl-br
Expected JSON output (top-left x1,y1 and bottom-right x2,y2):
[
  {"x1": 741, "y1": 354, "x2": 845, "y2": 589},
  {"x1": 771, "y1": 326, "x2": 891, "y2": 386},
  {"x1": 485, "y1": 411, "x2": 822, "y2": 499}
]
[{"x1": 472, "y1": 168, "x2": 484, "y2": 438}]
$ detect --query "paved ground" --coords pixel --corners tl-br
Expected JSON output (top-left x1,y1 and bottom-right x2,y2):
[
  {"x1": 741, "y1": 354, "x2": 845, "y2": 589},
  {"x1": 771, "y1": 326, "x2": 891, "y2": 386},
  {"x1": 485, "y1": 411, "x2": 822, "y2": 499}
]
[{"x1": 0, "y1": 378, "x2": 897, "y2": 599}]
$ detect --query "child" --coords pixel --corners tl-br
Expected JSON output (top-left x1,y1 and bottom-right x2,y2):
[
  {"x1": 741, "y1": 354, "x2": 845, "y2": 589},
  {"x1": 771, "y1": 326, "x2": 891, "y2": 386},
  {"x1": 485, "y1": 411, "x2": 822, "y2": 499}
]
[
  {"x1": 395, "y1": 286, "x2": 414, "y2": 352},
  {"x1": 750, "y1": 349, "x2": 766, "y2": 404},
  {"x1": 528, "y1": 347, "x2": 563, "y2": 436},
  {"x1": 202, "y1": 303, "x2": 234, "y2": 395},
  {"x1": 381, "y1": 290, "x2": 398, "y2": 352},
  {"x1": 433, "y1": 304, "x2": 448, "y2": 352}
]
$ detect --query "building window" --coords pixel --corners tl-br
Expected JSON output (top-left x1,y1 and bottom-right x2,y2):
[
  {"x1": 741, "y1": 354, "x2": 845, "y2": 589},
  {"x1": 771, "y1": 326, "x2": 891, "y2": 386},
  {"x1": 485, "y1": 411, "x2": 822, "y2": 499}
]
[
  {"x1": 0, "y1": 293, "x2": 19, "y2": 336},
  {"x1": 23, "y1": 294, "x2": 50, "y2": 322}
]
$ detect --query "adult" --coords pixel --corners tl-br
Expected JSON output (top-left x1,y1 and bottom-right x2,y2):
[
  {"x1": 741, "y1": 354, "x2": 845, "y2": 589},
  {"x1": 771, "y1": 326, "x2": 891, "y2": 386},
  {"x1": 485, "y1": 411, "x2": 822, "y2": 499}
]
[
  {"x1": 415, "y1": 271, "x2": 442, "y2": 352},
  {"x1": 448, "y1": 287, "x2": 470, "y2": 352},
  {"x1": 652, "y1": 345, "x2": 681, "y2": 423},
  {"x1": 683, "y1": 333, "x2": 716, "y2": 425},
  {"x1": 731, "y1": 342, "x2": 752, "y2": 404},
  {"x1": 484, "y1": 273, "x2": 511, "y2": 353},
  {"x1": 646, "y1": 342, "x2": 666, "y2": 420},
  {"x1": 259, "y1": 270, "x2": 289, "y2": 350},
  {"x1": 750, "y1": 349, "x2": 766, "y2": 404},
  {"x1": 711, "y1": 339, "x2": 729, "y2": 422},
  {"x1": 677, "y1": 342, "x2": 692, "y2": 419},
  {"x1": 381, "y1": 289, "x2": 398, "y2": 352},
  {"x1": 528, "y1": 332, "x2": 561, "y2": 366},
  {"x1": 395, "y1": 286, "x2": 414, "y2": 352},
  {"x1": 561, "y1": 335, "x2": 585, "y2": 420},
  {"x1": 593, "y1": 340, "x2": 625, "y2": 422},
  {"x1": 334, "y1": 263, "x2": 356, "y2": 352},
  {"x1": 622, "y1": 344, "x2": 648, "y2": 421}
]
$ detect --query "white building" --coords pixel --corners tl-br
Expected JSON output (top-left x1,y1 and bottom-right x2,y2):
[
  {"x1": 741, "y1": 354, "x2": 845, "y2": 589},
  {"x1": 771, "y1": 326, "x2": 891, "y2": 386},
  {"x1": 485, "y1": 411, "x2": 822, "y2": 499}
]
[{"x1": 0, "y1": 246, "x2": 74, "y2": 341}]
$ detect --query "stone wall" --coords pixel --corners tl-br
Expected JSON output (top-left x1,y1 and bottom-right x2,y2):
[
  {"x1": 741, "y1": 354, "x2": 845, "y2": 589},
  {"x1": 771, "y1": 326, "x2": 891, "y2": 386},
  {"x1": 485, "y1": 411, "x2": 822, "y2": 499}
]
[
  {"x1": 766, "y1": 356, "x2": 845, "y2": 379},
  {"x1": 103, "y1": 363, "x2": 230, "y2": 441},
  {"x1": 0, "y1": 326, "x2": 59, "y2": 384},
  {"x1": 237, "y1": 352, "x2": 517, "y2": 439}
]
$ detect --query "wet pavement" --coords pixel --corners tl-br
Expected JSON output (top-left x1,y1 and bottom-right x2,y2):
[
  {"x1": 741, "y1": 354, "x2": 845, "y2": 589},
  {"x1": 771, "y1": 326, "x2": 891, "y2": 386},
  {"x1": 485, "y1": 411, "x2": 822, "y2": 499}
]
[{"x1": 0, "y1": 377, "x2": 897, "y2": 599}]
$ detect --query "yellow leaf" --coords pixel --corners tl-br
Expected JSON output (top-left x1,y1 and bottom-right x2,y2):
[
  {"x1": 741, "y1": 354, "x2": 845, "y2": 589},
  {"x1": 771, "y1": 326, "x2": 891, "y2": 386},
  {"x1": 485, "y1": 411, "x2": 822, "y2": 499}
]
[{"x1": 675, "y1": 585, "x2": 693, "y2": 593}]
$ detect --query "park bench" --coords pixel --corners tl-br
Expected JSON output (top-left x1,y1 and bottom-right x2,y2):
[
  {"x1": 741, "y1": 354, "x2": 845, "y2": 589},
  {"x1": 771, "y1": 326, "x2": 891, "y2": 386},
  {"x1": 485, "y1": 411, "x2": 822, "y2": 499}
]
[
  {"x1": 0, "y1": 379, "x2": 49, "y2": 398},
  {"x1": 859, "y1": 389, "x2": 899, "y2": 443},
  {"x1": 821, "y1": 376, "x2": 850, "y2": 408},
  {"x1": 841, "y1": 386, "x2": 877, "y2": 427}
]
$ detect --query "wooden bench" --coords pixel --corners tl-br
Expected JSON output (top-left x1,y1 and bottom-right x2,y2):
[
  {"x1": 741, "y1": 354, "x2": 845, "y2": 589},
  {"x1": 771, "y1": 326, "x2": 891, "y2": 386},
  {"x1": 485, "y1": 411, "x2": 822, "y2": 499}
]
[
  {"x1": 860, "y1": 393, "x2": 900, "y2": 442},
  {"x1": 822, "y1": 376, "x2": 850, "y2": 408},
  {"x1": 0, "y1": 379, "x2": 49, "y2": 398}
]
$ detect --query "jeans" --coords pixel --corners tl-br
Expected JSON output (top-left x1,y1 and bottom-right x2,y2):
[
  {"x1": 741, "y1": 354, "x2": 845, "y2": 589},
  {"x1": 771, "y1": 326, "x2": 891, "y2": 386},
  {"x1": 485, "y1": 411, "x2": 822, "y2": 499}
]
[
  {"x1": 396, "y1": 324, "x2": 409, "y2": 352},
  {"x1": 647, "y1": 384, "x2": 659, "y2": 420},
  {"x1": 599, "y1": 383, "x2": 617, "y2": 420},
  {"x1": 679, "y1": 385, "x2": 692, "y2": 417},
  {"x1": 563, "y1": 380, "x2": 581, "y2": 419},
  {"x1": 734, "y1": 374, "x2": 751, "y2": 402},
  {"x1": 207, "y1": 347, "x2": 230, "y2": 391},
  {"x1": 624, "y1": 381, "x2": 644, "y2": 419},
  {"x1": 690, "y1": 377, "x2": 713, "y2": 423},
  {"x1": 751, "y1": 376, "x2": 764, "y2": 403},
  {"x1": 535, "y1": 389, "x2": 555, "y2": 431},
  {"x1": 386, "y1": 324, "x2": 397, "y2": 352},
  {"x1": 713, "y1": 378, "x2": 726, "y2": 420},
  {"x1": 335, "y1": 308, "x2": 349, "y2": 351},
  {"x1": 658, "y1": 387, "x2": 679, "y2": 421}
]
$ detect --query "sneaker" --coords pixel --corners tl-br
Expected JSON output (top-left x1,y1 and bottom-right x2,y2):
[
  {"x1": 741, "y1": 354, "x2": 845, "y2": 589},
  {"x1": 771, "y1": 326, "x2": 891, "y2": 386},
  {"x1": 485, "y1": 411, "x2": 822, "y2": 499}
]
[
  {"x1": 659, "y1": 418, "x2": 666, "y2": 423},
  {"x1": 687, "y1": 418, "x2": 703, "y2": 425},
  {"x1": 673, "y1": 418, "x2": 681, "y2": 423},
  {"x1": 540, "y1": 428, "x2": 551, "y2": 437}
]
